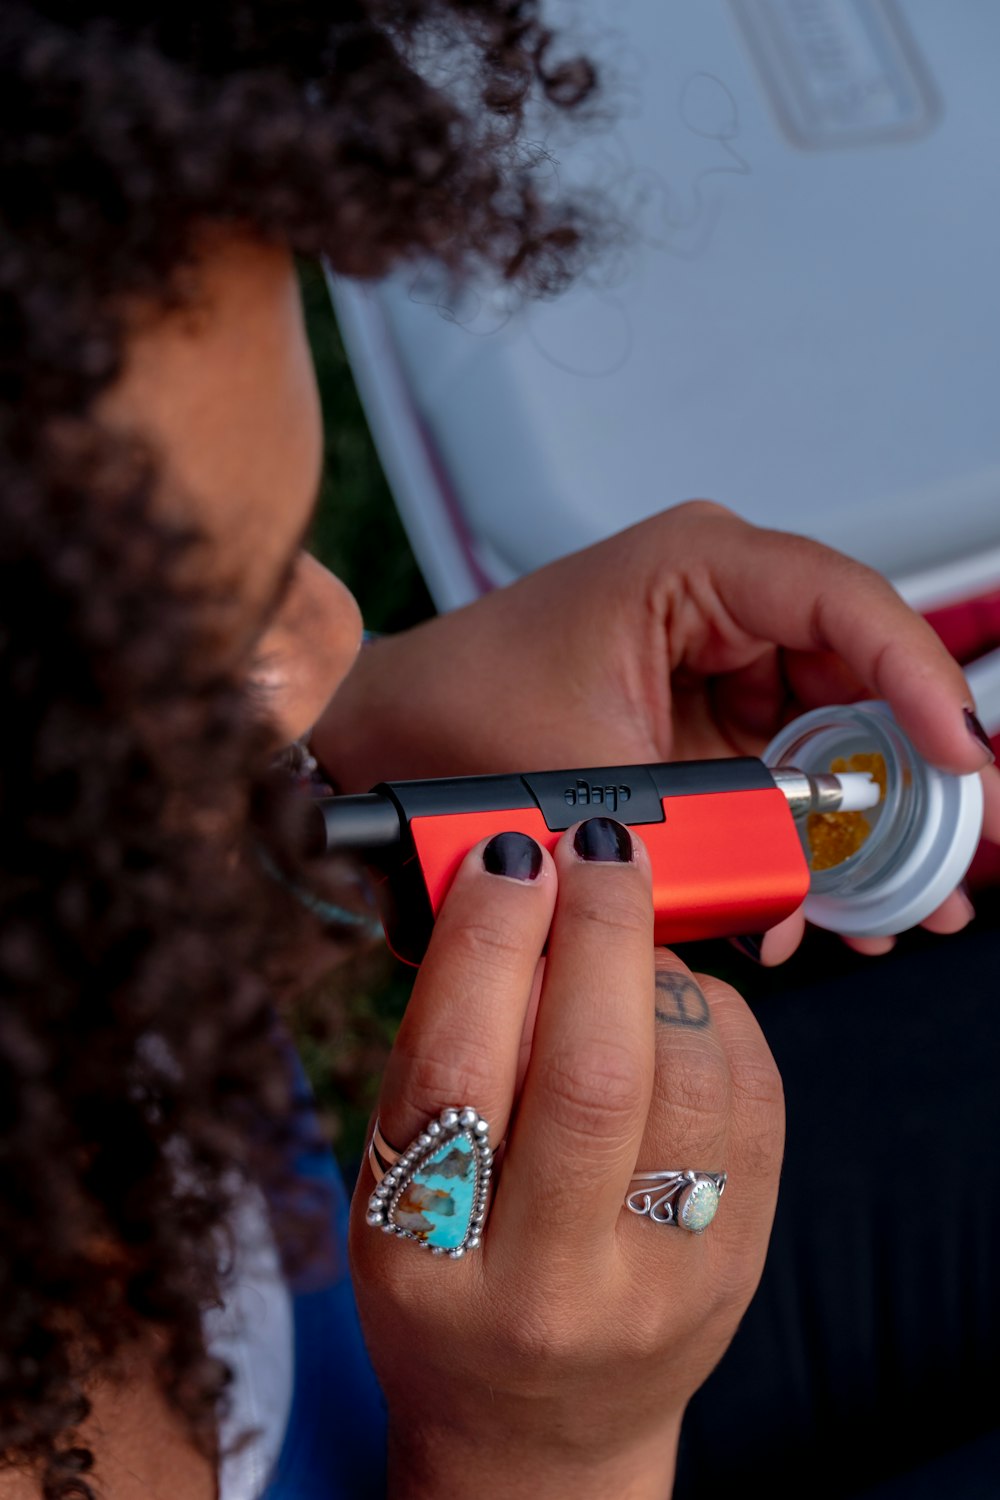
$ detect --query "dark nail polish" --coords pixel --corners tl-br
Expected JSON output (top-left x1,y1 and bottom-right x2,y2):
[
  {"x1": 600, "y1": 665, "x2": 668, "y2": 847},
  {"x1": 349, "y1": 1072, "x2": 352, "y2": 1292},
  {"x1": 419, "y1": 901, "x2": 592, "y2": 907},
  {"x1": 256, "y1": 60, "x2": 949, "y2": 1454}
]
[
  {"x1": 483, "y1": 831, "x2": 543, "y2": 881},
  {"x1": 731, "y1": 933, "x2": 765, "y2": 963},
  {"x1": 573, "y1": 817, "x2": 633, "y2": 863},
  {"x1": 964, "y1": 708, "x2": 996, "y2": 763}
]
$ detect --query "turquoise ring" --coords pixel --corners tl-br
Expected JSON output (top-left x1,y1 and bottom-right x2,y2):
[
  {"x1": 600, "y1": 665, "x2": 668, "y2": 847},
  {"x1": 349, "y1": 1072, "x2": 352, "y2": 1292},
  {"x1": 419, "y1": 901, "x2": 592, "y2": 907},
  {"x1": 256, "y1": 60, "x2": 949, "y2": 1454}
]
[
  {"x1": 625, "y1": 1169, "x2": 727, "y2": 1233},
  {"x1": 366, "y1": 1107, "x2": 492, "y2": 1258}
]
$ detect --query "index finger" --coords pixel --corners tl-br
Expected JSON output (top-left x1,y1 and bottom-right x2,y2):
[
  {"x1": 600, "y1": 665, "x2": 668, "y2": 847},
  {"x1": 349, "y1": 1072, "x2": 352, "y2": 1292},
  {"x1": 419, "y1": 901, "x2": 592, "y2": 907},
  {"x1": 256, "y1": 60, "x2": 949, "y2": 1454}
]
[
  {"x1": 372, "y1": 832, "x2": 557, "y2": 1184},
  {"x1": 708, "y1": 517, "x2": 995, "y2": 775}
]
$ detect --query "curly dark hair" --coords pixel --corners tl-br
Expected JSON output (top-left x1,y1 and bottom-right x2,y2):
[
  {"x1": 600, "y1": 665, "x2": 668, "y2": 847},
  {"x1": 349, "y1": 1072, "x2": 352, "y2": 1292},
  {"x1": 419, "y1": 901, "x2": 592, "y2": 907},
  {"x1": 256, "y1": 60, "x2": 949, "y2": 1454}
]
[{"x1": 0, "y1": 3, "x2": 594, "y2": 1494}]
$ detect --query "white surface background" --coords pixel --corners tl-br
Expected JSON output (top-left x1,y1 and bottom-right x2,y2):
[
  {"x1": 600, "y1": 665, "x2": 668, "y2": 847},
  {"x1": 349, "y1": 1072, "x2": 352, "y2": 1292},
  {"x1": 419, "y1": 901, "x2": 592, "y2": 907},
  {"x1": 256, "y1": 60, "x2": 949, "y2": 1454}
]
[{"x1": 333, "y1": 0, "x2": 1000, "y2": 615}]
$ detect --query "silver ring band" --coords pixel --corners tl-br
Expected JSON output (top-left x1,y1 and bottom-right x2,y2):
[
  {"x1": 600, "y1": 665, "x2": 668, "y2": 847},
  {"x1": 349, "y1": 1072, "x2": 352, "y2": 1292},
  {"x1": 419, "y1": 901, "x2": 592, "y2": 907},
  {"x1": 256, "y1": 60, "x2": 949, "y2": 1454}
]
[
  {"x1": 367, "y1": 1118, "x2": 402, "y2": 1184},
  {"x1": 625, "y1": 1169, "x2": 727, "y2": 1232}
]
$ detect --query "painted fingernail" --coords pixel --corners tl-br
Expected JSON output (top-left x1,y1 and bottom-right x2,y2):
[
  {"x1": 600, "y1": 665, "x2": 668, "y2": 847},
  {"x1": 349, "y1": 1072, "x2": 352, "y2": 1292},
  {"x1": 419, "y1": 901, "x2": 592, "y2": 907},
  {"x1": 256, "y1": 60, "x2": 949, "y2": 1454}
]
[
  {"x1": 573, "y1": 817, "x2": 633, "y2": 862},
  {"x1": 964, "y1": 708, "x2": 996, "y2": 763},
  {"x1": 483, "y1": 831, "x2": 543, "y2": 881},
  {"x1": 730, "y1": 933, "x2": 765, "y2": 964}
]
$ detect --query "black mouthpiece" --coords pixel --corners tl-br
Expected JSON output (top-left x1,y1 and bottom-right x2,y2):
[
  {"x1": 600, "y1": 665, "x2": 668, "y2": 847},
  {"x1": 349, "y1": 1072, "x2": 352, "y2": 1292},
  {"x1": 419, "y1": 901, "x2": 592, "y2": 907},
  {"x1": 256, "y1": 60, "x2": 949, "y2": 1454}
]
[{"x1": 310, "y1": 793, "x2": 402, "y2": 858}]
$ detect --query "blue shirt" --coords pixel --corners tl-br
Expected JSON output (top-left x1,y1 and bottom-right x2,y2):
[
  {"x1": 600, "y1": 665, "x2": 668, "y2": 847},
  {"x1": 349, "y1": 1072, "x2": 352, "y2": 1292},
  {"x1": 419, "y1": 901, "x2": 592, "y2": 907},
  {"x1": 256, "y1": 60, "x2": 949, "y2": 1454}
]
[{"x1": 259, "y1": 1107, "x2": 387, "y2": 1499}]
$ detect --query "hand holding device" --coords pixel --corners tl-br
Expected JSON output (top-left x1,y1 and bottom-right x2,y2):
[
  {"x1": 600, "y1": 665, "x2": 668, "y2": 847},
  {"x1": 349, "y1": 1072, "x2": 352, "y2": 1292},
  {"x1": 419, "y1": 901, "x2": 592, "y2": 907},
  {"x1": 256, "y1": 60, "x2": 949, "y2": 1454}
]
[
  {"x1": 312, "y1": 503, "x2": 1000, "y2": 961},
  {"x1": 314, "y1": 746, "x2": 890, "y2": 963}
]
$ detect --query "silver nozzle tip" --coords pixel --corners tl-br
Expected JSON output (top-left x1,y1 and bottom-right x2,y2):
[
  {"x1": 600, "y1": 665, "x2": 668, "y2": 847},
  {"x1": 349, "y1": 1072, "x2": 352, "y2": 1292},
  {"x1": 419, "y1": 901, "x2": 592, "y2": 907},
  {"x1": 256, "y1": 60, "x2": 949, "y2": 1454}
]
[{"x1": 771, "y1": 767, "x2": 881, "y2": 817}]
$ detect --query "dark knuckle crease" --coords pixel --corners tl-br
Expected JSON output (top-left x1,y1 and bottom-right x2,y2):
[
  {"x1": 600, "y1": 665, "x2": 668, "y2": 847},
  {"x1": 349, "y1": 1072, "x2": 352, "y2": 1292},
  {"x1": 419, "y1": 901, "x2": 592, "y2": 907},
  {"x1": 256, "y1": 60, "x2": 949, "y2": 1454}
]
[
  {"x1": 446, "y1": 914, "x2": 527, "y2": 975},
  {"x1": 403, "y1": 1049, "x2": 495, "y2": 1117},
  {"x1": 542, "y1": 1044, "x2": 644, "y2": 1139},
  {"x1": 737, "y1": 1125, "x2": 785, "y2": 1182},
  {"x1": 565, "y1": 890, "x2": 650, "y2": 940},
  {"x1": 658, "y1": 1052, "x2": 731, "y2": 1127}
]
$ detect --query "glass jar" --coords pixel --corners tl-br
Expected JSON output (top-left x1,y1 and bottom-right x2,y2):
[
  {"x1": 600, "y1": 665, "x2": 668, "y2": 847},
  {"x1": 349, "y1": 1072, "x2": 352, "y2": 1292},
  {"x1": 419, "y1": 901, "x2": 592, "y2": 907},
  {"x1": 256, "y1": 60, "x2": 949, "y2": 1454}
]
[{"x1": 764, "y1": 701, "x2": 984, "y2": 936}]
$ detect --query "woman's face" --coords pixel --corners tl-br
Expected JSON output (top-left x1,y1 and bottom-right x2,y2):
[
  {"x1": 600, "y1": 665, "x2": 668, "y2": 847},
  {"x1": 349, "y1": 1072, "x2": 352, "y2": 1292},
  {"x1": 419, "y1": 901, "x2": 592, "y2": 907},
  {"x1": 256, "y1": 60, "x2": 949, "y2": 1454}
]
[{"x1": 103, "y1": 233, "x2": 362, "y2": 743}]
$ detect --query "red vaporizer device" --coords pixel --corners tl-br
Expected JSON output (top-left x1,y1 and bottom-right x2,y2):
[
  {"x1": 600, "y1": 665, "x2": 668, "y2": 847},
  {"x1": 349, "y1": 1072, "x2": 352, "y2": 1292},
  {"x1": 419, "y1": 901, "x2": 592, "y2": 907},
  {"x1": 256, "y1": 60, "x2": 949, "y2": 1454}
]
[{"x1": 312, "y1": 758, "x2": 818, "y2": 966}]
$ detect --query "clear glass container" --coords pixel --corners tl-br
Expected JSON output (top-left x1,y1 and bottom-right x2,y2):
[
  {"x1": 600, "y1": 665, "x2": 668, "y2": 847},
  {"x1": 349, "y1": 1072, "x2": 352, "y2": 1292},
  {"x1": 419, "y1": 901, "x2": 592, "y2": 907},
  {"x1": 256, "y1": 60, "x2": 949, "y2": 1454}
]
[{"x1": 764, "y1": 701, "x2": 984, "y2": 937}]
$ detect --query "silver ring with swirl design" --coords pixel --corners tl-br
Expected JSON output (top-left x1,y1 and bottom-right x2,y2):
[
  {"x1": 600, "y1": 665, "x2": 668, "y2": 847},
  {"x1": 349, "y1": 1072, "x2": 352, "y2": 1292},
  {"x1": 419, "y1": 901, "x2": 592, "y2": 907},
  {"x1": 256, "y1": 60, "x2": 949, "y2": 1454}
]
[{"x1": 625, "y1": 1170, "x2": 727, "y2": 1233}]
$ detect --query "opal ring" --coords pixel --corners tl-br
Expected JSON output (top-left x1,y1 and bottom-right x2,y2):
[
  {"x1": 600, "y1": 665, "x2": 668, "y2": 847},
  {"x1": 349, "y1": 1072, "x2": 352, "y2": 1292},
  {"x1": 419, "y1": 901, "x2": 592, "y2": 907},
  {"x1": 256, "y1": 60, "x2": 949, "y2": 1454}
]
[
  {"x1": 625, "y1": 1169, "x2": 727, "y2": 1233},
  {"x1": 366, "y1": 1106, "x2": 492, "y2": 1258}
]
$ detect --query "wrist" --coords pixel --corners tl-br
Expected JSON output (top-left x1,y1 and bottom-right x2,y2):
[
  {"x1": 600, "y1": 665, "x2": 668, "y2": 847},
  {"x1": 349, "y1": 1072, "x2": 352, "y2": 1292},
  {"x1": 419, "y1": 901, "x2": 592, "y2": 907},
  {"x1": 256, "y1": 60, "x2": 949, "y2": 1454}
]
[{"x1": 387, "y1": 1414, "x2": 682, "y2": 1500}]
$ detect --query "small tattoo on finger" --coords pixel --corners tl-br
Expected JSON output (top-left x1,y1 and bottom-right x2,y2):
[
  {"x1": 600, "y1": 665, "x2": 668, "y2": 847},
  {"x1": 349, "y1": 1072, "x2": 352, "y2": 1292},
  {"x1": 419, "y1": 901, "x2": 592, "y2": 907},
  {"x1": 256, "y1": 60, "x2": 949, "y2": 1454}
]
[{"x1": 655, "y1": 971, "x2": 711, "y2": 1029}]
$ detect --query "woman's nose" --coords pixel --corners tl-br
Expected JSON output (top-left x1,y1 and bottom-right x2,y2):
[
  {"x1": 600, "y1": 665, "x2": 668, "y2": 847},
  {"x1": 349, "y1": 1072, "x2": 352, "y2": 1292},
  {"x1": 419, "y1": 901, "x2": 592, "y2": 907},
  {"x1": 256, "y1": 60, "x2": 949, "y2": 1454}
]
[{"x1": 249, "y1": 553, "x2": 363, "y2": 744}]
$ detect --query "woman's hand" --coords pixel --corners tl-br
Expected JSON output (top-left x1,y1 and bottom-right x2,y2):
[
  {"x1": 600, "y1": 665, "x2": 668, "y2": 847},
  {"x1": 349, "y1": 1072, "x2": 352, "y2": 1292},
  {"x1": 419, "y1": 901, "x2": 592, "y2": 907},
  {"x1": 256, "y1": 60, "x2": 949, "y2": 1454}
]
[
  {"x1": 314, "y1": 502, "x2": 1000, "y2": 958},
  {"x1": 349, "y1": 820, "x2": 783, "y2": 1499}
]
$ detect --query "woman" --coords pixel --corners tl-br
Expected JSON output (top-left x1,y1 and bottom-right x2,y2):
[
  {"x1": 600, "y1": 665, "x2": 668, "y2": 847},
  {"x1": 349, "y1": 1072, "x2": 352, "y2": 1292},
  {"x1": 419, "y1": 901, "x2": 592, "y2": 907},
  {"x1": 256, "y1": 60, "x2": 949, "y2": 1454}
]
[{"x1": 2, "y1": 5, "x2": 998, "y2": 1498}]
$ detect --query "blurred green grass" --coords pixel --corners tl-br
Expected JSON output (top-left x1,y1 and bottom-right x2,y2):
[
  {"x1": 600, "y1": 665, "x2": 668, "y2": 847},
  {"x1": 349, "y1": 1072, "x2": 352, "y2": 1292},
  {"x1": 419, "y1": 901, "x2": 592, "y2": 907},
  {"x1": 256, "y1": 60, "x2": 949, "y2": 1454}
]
[
  {"x1": 299, "y1": 259, "x2": 434, "y2": 635},
  {"x1": 295, "y1": 259, "x2": 430, "y2": 1165}
]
